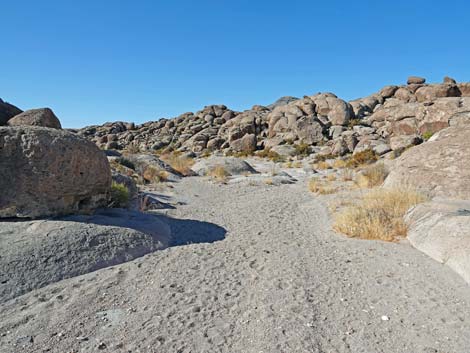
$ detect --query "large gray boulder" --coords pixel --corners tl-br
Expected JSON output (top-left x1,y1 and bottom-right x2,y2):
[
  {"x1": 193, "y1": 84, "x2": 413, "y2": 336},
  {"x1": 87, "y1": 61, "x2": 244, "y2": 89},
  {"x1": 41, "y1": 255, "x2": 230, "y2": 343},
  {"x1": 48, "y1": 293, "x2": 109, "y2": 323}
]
[
  {"x1": 384, "y1": 124, "x2": 470, "y2": 199},
  {"x1": 8, "y1": 108, "x2": 62, "y2": 129},
  {"x1": 0, "y1": 126, "x2": 111, "y2": 218},
  {"x1": 0, "y1": 209, "x2": 171, "y2": 302},
  {"x1": 0, "y1": 98, "x2": 22, "y2": 125},
  {"x1": 191, "y1": 156, "x2": 257, "y2": 176},
  {"x1": 405, "y1": 200, "x2": 470, "y2": 284}
]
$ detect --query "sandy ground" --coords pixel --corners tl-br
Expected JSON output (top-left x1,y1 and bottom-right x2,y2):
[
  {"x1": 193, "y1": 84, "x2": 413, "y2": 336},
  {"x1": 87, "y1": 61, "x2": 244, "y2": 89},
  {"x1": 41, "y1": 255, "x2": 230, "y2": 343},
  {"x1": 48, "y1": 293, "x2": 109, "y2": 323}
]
[{"x1": 1, "y1": 176, "x2": 470, "y2": 353}]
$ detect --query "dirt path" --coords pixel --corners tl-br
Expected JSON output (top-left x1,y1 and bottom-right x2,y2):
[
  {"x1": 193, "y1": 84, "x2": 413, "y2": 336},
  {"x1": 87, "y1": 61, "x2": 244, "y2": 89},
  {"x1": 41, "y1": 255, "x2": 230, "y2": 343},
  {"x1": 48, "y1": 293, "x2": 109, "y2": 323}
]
[{"x1": 1, "y1": 178, "x2": 470, "y2": 353}]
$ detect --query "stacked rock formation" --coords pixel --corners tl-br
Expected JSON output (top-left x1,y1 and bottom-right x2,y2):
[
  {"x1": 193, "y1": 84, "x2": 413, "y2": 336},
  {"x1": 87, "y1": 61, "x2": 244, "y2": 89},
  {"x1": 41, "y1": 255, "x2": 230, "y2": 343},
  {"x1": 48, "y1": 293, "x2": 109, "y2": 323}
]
[{"x1": 76, "y1": 76, "x2": 470, "y2": 158}]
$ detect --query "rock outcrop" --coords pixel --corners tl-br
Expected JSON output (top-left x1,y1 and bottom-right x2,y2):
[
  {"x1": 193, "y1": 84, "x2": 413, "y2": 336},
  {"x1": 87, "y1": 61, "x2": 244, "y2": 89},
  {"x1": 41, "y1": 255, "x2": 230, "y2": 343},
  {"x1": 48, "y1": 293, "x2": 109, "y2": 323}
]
[
  {"x1": 406, "y1": 200, "x2": 470, "y2": 284},
  {"x1": 191, "y1": 156, "x2": 257, "y2": 176},
  {"x1": 0, "y1": 98, "x2": 22, "y2": 125},
  {"x1": 7, "y1": 108, "x2": 62, "y2": 129},
  {"x1": 384, "y1": 123, "x2": 470, "y2": 199},
  {"x1": 76, "y1": 77, "x2": 470, "y2": 161},
  {"x1": 0, "y1": 209, "x2": 171, "y2": 302},
  {"x1": 0, "y1": 126, "x2": 111, "y2": 218}
]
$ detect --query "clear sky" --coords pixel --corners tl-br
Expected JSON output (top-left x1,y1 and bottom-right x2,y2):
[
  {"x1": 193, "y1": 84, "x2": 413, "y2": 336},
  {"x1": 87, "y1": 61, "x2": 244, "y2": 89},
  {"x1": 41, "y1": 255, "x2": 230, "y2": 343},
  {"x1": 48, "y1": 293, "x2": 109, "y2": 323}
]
[{"x1": 1, "y1": 0, "x2": 469, "y2": 128}]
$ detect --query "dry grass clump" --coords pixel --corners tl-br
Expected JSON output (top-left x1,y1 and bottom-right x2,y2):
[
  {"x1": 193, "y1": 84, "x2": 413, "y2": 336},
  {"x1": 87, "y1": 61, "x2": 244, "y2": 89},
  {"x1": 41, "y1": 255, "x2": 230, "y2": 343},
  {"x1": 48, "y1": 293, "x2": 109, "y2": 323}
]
[
  {"x1": 355, "y1": 163, "x2": 388, "y2": 188},
  {"x1": 208, "y1": 165, "x2": 229, "y2": 182},
  {"x1": 294, "y1": 143, "x2": 310, "y2": 156},
  {"x1": 332, "y1": 159, "x2": 347, "y2": 169},
  {"x1": 333, "y1": 187, "x2": 427, "y2": 241},
  {"x1": 345, "y1": 149, "x2": 378, "y2": 168},
  {"x1": 326, "y1": 174, "x2": 337, "y2": 182},
  {"x1": 161, "y1": 153, "x2": 195, "y2": 176},
  {"x1": 256, "y1": 149, "x2": 284, "y2": 162},
  {"x1": 264, "y1": 178, "x2": 274, "y2": 185},
  {"x1": 314, "y1": 161, "x2": 331, "y2": 170},
  {"x1": 109, "y1": 182, "x2": 130, "y2": 208},
  {"x1": 143, "y1": 166, "x2": 169, "y2": 184},
  {"x1": 340, "y1": 168, "x2": 354, "y2": 181},
  {"x1": 308, "y1": 178, "x2": 337, "y2": 195}
]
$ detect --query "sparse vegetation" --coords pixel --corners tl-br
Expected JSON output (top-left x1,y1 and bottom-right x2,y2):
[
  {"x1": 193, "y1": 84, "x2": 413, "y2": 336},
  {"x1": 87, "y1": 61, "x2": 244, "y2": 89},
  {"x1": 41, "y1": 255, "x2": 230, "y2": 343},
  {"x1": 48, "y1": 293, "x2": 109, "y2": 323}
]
[
  {"x1": 294, "y1": 143, "x2": 310, "y2": 156},
  {"x1": 208, "y1": 165, "x2": 229, "y2": 182},
  {"x1": 333, "y1": 187, "x2": 427, "y2": 241},
  {"x1": 332, "y1": 159, "x2": 347, "y2": 169},
  {"x1": 340, "y1": 168, "x2": 354, "y2": 181},
  {"x1": 314, "y1": 161, "x2": 331, "y2": 170},
  {"x1": 327, "y1": 174, "x2": 337, "y2": 182},
  {"x1": 109, "y1": 181, "x2": 130, "y2": 208},
  {"x1": 161, "y1": 153, "x2": 195, "y2": 176},
  {"x1": 355, "y1": 163, "x2": 388, "y2": 188},
  {"x1": 348, "y1": 118, "x2": 363, "y2": 128},
  {"x1": 264, "y1": 178, "x2": 274, "y2": 185},
  {"x1": 345, "y1": 149, "x2": 378, "y2": 168},
  {"x1": 308, "y1": 178, "x2": 337, "y2": 195},
  {"x1": 313, "y1": 153, "x2": 335, "y2": 163},
  {"x1": 422, "y1": 131, "x2": 434, "y2": 141},
  {"x1": 142, "y1": 166, "x2": 169, "y2": 183},
  {"x1": 256, "y1": 149, "x2": 285, "y2": 162}
]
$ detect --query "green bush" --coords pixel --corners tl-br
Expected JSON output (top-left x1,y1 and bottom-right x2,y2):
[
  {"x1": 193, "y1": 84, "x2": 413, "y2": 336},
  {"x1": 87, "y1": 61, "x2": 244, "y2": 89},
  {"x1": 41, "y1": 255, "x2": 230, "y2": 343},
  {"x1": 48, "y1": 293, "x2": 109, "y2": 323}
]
[
  {"x1": 294, "y1": 143, "x2": 310, "y2": 156},
  {"x1": 422, "y1": 131, "x2": 433, "y2": 141},
  {"x1": 109, "y1": 182, "x2": 130, "y2": 208}
]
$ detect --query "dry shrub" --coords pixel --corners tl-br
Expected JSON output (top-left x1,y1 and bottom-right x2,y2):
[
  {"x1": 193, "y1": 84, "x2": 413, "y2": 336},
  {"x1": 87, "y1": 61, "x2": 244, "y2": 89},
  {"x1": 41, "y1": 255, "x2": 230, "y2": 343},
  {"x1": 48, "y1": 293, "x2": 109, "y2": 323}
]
[
  {"x1": 333, "y1": 187, "x2": 427, "y2": 241},
  {"x1": 109, "y1": 182, "x2": 130, "y2": 208},
  {"x1": 285, "y1": 161, "x2": 294, "y2": 168},
  {"x1": 345, "y1": 149, "x2": 378, "y2": 168},
  {"x1": 264, "y1": 178, "x2": 274, "y2": 185},
  {"x1": 256, "y1": 149, "x2": 285, "y2": 162},
  {"x1": 161, "y1": 154, "x2": 195, "y2": 176},
  {"x1": 355, "y1": 163, "x2": 388, "y2": 188},
  {"x1": 293, "y1": 161, "x2": 302, "y2": 168},
  {"x1": 209, "y1": 165, "x2": 229, "y2": 182},
  {"x1": 308, "y1": 178, "x2": 337, "y2": 195},
  {"x1": 340, "y1": 168, "x2": 354, "y2": 181},
  {"x1": 332, "y1": 159, "x2": 347, "y2": 169},
  {"x1": 327, "y1": 174, "x2": 337, "y2": 182},
  {"x1": 143, "y1": 166, "x2": 169, "y2": 183},
  {"x1": 314, "y1": 161, "x2": 331, "y2": 170}
]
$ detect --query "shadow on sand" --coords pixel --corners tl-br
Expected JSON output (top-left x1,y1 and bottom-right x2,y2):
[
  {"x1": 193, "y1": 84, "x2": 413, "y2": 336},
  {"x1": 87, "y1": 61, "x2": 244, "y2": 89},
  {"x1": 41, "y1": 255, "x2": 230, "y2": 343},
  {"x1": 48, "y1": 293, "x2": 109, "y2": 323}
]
[{"x1": 63, "y1": 208, "x2": 226, "y2": 248}]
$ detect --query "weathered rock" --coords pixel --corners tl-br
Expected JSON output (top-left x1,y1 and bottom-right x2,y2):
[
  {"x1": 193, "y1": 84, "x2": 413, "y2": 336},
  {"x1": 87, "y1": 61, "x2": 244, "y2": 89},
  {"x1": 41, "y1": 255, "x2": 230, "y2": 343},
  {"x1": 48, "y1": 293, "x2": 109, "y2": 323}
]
[
  {"x1": 271, "y1": 144, "x2": 297, "y2": 157},
  {"x1": 8, "y1": 108, "x2": 62, "y2": 129},
  {"x1": 0, "y1": 209, "x2": 170, "y2": 302},
  {"x1": 384, "y1": 124, "x2": 470, "y2": 198},
  {"x1": 230, "y1": 133, "x2": 257, "y2": 153},
  {"x1": 405, "y1": 200, "x2": 470, "y2": 284},
  {"x1": 191, "y1": 157, "x2": 257, "y2": 176},
  {"x1": 415, "y1": 84, "x2": 460, "y2": 102},
  {"x1": 0, "y1": 127, "x2": 111, "y2": 218},
  {"x1": 389, "y1": 134, "x2": 422, "y2": 151},
  {"x1": 0, "y1": 98, "x2": 22, "y2": 125},
  {"x1": 407, "y1": 76, "x2": 426, "y2": 85},
  {"x1": 443, "y1": 76, "x2": 457, "y2": 84},
  {"x1": 124, "y1": 154, "x2": 184, "y2": 181}
]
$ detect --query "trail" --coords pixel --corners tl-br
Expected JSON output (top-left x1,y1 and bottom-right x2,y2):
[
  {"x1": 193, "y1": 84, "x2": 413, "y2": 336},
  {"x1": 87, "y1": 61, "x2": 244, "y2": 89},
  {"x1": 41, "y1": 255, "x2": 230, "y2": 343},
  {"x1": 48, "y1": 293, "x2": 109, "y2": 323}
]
[{"x1": 1, "y1": 178, "x2": 469, "y2": 353}]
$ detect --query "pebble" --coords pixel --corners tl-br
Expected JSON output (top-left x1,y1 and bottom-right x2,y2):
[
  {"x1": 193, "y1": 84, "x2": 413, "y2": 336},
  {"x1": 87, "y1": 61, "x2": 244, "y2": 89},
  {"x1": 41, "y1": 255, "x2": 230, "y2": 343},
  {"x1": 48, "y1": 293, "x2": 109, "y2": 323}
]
[{"x1": 381, "y1": 315, "x2": 390, "y2": 321}]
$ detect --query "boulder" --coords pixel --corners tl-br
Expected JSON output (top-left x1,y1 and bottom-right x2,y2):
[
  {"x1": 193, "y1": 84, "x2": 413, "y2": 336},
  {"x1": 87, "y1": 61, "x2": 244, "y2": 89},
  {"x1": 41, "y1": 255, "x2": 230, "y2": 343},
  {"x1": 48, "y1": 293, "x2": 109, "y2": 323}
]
[
  {"x1": 384, "y1": 124, "x2": 470, "y2": 199},
  {"x1": 389, "y1": 134, "x2": 422, "y2": 150},
  {"x1": 405, "y1": 200, "x2": 470, "y2": 284},
  {"x1": 191, "y1": 156, "x2": 257, "y2": 176},
  {"x1": 0, "y1": 127, "x2": 111, "y2": 218},
  {"x1": 124, "y1": 153, "x2": 185, "y2": 181},
  {"x1": 0, "y1": 209, "x2": 170, "y2": 302},
  {"x1": 0, "y1": 98, "x2": 22, "y2": 125},
  {"x1": 271, "y1": 144, "x2": 297, "y2": 157},
  {"x1": 230, "y1": 133, "x2": 257, "y2": 153},
  {"x1": 8, "y1": 108, "x2": 62, "y2": 129},
  {"x1": 407, "y1": 76, "x2": 426, "y2": 84}
]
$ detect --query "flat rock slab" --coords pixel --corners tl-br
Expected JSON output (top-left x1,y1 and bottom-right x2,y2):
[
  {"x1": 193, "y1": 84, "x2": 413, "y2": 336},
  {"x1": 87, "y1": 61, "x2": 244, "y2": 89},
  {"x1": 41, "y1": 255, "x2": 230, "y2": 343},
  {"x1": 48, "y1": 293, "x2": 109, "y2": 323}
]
[
  {"x1": 406, "y1": 199, "x2": 470, "y2": 284},
  {"x1": 0, "y1": 209, "x2": 170, "y2": 302},
  {"x1": 191, "y1": 156, "x2": 258, "y2": 176}
]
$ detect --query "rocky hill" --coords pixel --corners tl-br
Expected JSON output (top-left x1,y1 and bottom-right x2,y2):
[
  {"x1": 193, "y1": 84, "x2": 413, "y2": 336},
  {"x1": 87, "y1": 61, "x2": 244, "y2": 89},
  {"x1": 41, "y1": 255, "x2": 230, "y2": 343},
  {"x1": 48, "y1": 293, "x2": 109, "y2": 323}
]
[{"x1": 74, "y1": 76, "x2": 470, "y2": 159}]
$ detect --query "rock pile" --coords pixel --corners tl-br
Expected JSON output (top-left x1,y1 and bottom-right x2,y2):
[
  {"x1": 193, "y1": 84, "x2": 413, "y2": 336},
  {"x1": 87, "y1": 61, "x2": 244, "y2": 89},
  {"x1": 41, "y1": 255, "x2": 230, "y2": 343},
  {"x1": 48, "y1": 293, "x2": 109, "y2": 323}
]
[{"x1": 77, "y1": 76, "x2": 470, "y2": 159}]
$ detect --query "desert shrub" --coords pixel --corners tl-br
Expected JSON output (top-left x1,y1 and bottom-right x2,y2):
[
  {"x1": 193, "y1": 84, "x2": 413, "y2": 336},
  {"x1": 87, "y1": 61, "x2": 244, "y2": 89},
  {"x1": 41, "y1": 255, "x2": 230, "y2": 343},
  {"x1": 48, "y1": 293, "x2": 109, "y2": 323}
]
[
  {"x1": 355, "y1": 163, "x2": 388, "y2": 188},
  {"x1": 117, "y1": 157, "x2": 136, "y2": 170},
  {"x1": 285, "y1": 161, "x2": 293, "y2": 168},
  {"x1": 314, "y1": 161, "x2": 331, "y2": 170},
  {"x1": 143, "y1": 166, "x2": 169, "y2": 183},
  {"x1": 294, "y1": 143, "x2": 310, "y2": 156},
  {"x1": 161, "y1": 154, "x2": 195, "y2": 176},
  {"x1": 345, "y1": 149, "x2": 378, "y2": 168},
  {"x1": 125, "y1": 144, "x2": 140, "y2": 154},
  {"x1": 348, "y1": 118, "x2": 363, "y2": 128},
  {"x1": 333, "y1": 187, "x2": 427, "y2": 241},
  {"x1": 109, "y1": 182, "x2": 130, "y2": 208},
  {"x1": 208, "y1": 165, "x2": 229, "y2": 182},
  {"x1": 313, "y1": 153, "x2": 336, "y2": 163},
  {"x1": 332, "y1": 159, "x2": 347, "y2": 169},
  {"x1": 340, "y1": 168, "x2": 354, "y2": 181},
  {"x1": 308, "y1": 178, "x2": 337, "y2": 195},
  {"x1": 264, "y1": 178, "x2": 274, "y2": 185},
  {"x1": 422, "y1": 131, "x2": 434, "y2": 141},
  {"x1": 256, "y1": 149, "x2": 285, "y2": 163},
  {"x1": 326, "y1": 174, "x2": 337, "y2": 182}
]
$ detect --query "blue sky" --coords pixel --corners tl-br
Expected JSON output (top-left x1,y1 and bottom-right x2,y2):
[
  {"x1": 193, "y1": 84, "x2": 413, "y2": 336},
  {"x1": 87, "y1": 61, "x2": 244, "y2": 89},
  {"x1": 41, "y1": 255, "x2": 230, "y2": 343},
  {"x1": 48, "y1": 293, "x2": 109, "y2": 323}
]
[{"x1": 1, "y1": 0, "x2": 469, "y2": 128}]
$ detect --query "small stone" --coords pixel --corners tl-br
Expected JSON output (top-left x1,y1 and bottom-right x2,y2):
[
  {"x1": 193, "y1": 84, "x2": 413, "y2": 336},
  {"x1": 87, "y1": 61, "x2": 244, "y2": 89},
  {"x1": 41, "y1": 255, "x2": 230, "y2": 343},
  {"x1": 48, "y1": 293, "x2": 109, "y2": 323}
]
[
  {"x1": 381, "y1": 315, "x2": 390, "y2": 321},
  {"x1": 97, "y1": 341, "x2": 107, "y2": 350}
]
